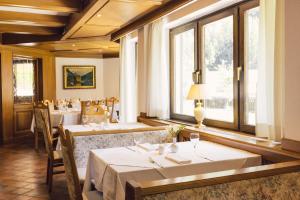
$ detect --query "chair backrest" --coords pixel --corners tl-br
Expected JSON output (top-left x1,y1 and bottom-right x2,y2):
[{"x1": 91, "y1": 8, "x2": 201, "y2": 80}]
[
  {"x1": 58, "y1": 126, "x2": 82, "y2": 200},
  {"x1": 125, "y1": 161, "x2": 300, "y2": 200},
  {"x1": 44, "y1": 100, "x2": 55, "y2": 111},
  {"x1": 41, "y1": 110, "x2": 55, "y2": 161},
  {"x1": 81, "y1": 101, "x2": 106, "y2": 124},
  {"x1": 33, "y1": 102, "x2": 52, "y2": 132}
]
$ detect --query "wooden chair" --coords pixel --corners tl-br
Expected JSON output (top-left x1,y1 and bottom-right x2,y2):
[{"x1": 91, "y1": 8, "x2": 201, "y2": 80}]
[
  {"x1": 33, "y1": 102, "x2": 57, "y2": 151},
  {"x1": 106, "y1": 97, "x2": 119, "y2": 123},
  {"x1": 41, "y1": 111, "x2": 65, "y2": 192},
  {"x1": 81, "y1": 101, "x2": 106, "y2": 124},
  {"x1": 58, "y1": 126, "x2": 103, "y2": 200}
]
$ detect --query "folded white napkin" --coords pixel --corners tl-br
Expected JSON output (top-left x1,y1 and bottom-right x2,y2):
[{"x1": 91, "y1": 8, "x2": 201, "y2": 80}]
[
  {"x1": 165, "y1": 154, "x2": 192, "y2": 164},
  {"x1": 137, "y1": 143, "x2": 154, "y2": 151}
]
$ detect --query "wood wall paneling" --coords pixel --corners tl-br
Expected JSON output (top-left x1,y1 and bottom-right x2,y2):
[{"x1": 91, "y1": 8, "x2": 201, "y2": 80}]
[
  {"x1": 1, "y1": 50, "x2": 13, "y2": 142},
  {"x1": 13, "y1": 104, "x2": 33, "y2": 138},
  {"x1": 42, "y1": 55, "x2": 56, "y2": 101},
  {"x1": 0, "y1": 45, "x2": 56, "y2": 143}
]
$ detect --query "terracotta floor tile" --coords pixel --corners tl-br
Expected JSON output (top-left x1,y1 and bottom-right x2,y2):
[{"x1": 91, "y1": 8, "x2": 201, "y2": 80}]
[{"x1": 0, "y1": 140, "x2": 69, "y2": 200}]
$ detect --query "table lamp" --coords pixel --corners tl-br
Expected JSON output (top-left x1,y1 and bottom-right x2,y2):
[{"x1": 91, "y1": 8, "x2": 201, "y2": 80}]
[{"x1": 187, "y1": 84, "x2": 207, "y2": 127}]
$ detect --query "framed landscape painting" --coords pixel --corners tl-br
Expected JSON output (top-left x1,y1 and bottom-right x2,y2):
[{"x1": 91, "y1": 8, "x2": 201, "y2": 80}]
[{"x1": 63, "y1": 65, "x2": 96, "y2": 89}]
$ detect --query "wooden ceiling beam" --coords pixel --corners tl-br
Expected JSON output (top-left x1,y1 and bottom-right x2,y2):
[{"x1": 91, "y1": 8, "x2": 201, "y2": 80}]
[
  {"x1": 54, "y1": 51, "x2": 103, "y2": 58},
  {"x1": 1, "y1": 33, "x2": 61, "y2": 45},
  {"x1": 111, "y1": 0, "x2": 193, "y2": 41},
  {"x1": 0, "y1": 0, "x2": 80, "y2": 13},
  {"x1": 0, "y1": 24, "x2": 62, "y2": 35},
  {"x1": 0, "y1": 11, "x2": 68, "y2": 27},
  {"x1": 62, "y1": 0, "x2": 109, "y2": 40}
]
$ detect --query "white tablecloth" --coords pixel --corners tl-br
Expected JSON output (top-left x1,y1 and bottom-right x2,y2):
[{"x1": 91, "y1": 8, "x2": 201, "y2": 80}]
[
  {"x1": 31, "y1": 110, "x2": 81, "y2": 132},
  {"x1": 83, "y1": 141, "x2": 262, "y2": 200}
]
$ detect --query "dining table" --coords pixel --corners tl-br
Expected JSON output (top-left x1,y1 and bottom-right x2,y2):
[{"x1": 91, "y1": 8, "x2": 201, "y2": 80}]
[
  {"x1": 31, "y1": 109, "x2": 81, "y2": 132},
  {"x1": 61, "y1": 123, "x2": 169, "y2": 168},
  {"x1": 83, "y1": 141, "x2": 262, "y2": 200}
]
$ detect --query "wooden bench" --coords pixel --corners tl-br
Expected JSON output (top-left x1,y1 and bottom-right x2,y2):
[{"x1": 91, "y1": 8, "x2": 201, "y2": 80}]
[{"x1": 126, "y1": 160, "x2": 300, "y2": 200}]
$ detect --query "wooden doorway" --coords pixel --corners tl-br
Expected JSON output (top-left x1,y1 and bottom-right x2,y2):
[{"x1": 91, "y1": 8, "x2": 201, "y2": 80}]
[{"x1": 13, "y1": 57, "x2": 43, "y2": 139}]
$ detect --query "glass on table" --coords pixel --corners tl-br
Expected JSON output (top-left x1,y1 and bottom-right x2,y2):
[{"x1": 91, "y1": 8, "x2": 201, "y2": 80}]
[{"x1": 190, "y1": 133, "x2": 200, "y2": 148}]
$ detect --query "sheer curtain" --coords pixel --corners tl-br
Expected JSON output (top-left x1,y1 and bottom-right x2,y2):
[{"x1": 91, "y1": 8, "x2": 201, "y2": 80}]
[
  {"x1": 256, "y1": 0, "x2": 284, "y2": 141},
  {"x1": 119, "y1": 35, "x2": 137, "y2": 122},
  {"x1": 145, "y1": 19, "x2": 170, "y2": 119}
]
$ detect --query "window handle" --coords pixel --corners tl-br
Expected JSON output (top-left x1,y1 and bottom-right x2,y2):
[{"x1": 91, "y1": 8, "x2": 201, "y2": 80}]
[{"x1": 237, "y1": 66, "x2": 242, "y2": 81}]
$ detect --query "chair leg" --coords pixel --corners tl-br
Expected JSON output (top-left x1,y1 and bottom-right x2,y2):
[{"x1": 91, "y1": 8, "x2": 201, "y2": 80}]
[
  {"x1": 34, "y1": 130, "x2": 39, "y2": 151},
  {"x1": 48, "y1": 161, "x2": 53, "y2": 193},
  {"x1": 46, "y1": 158, "x2": 50, "y2": 184}
]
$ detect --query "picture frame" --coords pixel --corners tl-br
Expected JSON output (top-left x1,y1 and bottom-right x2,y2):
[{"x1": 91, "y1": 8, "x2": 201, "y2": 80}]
[{"x1": 63, "y1": 65, "x2": 96, "y2": 89}]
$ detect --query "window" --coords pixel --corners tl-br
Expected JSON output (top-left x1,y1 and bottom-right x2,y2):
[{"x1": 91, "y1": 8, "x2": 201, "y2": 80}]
[
  {"x1": 240, "y1": 1, "x2": 260, "y2": 133},
  {"x1": 202, "y1": 15, "x2": 234, "y2": 124},
  {"x1": 170, "y1": 0, "x2": 259, "y2": 134},
  {"x1": 170, "y1": 23, "x2": 197, "y2": 121},
  {"x1": 13, "y1": 58, "x2": 36, "y2": 104}
]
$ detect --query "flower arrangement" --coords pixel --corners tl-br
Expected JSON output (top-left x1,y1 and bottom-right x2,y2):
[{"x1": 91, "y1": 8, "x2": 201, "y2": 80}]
[{"x1": 166, "y1": 124, "x2": 186, "y2": 138}]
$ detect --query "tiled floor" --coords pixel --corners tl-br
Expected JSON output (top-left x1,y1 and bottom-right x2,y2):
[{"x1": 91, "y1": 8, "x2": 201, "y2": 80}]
[{"x1": 0, "y1": 139, "x2": 69, "y2": 200}]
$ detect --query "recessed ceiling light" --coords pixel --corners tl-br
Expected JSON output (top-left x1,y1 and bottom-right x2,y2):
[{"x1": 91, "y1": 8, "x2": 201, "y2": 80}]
[
  {"x1": 97, "y1": 14, "x2": 102, "y2": 17},
  {"x1": 72, "y1": 44, "x2": 76, "y2": 47}
]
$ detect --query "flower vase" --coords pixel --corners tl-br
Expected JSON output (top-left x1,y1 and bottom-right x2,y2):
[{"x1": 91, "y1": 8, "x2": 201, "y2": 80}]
[{"x1": 170, "y1": 137, "x2": 178, "y2": 153}]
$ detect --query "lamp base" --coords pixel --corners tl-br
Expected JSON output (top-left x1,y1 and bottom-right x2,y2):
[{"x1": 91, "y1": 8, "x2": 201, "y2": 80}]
[
  {"x1": 194, "y1": 102, "x2": 205, "y2": 128},
  {"x1": 195, "y1": 121, "x2": 205, "y2": 128}
]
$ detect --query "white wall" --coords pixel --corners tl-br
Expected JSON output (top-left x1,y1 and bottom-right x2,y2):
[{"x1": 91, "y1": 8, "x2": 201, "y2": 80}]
[
  {"x1": 284, "y1": 0, "x2": 300, "y2": 141},
  {"x1": 103, "y1": 58, "x2": 120, "y2": 98},
  {"x1": 55, "y1": 57, "x2": 120, "y2": 100}
]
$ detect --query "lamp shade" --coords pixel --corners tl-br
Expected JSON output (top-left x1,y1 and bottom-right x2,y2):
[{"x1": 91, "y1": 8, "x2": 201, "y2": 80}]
[{"x1": 186, "y1": 84, "x2": 207, "y2": 100}]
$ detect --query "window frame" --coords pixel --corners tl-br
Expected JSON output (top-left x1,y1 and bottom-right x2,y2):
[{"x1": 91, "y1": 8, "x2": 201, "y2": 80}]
[
  {"x1": 169, "y1": 0, "x2": 259, "y2": 134},
  {"x1": 170, "y1": 22, "x2": 198, "y2": 123},
  {"x1": 198, "y1": 8, "x2": 239, "y2": 130},
  {"x1": 239, "y1": 0, "x2": 260, "y2": 134}
]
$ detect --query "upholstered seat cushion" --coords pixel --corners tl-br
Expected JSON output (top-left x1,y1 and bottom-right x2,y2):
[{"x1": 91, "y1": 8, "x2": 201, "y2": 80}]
[{"x1": 83, "y1": 191, "x2": 103, "y2": 200}]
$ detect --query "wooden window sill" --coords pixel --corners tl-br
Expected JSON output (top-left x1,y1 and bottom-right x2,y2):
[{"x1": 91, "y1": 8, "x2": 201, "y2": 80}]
[{"x1": 137, "y1": 116, "x2": 300, "y2": 161}]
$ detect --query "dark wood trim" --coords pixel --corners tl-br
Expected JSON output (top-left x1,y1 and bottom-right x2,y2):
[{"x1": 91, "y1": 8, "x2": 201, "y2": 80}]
[
  {"x1": 36, "y1": 58, "x2": 43, "y2": 102},
  {"x1": 282, "y1": 138, "x2": 300, "y2": 153},
  {"x1": 170, "y1": 22, "x2": 197, "y2": 123},
  {"x1": 126, "y1": 161, "x2": 300, "y2": 199},
  {"x1": 53, "y1": 51, "x2": 102, "y2": 58},
  {"x1": 238, "y1": 0, "x2": 259, "y2": 134},
  {"x1": 111, "y1": 0, "x2": 193, "y2": 41},
  {"x1": 0, "y1": 24, "x2": 63, "y2": 35},
  {"x1": 1, "y1": 33, "x2": 62, "y2": 45},
  {"x1": 102, "y1": 53, "x2": 119, "y2": 59}
]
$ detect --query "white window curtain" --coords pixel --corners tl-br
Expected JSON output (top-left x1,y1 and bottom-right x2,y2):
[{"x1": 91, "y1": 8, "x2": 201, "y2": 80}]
[
  {"x1": 119, "y1": 35, "x2": 137, "y2": 122},
  {"x1": 145, "y1": 19, "x2": 170, "y2": 119},
  {"x1": 256, "y1": 0, "x2": 284, "y2": 141}
]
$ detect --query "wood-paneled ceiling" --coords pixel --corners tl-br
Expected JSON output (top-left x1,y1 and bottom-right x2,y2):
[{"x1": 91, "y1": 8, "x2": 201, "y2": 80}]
[{"x1": 0, "y1": 0, "x2": 183, "y2": 57}]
